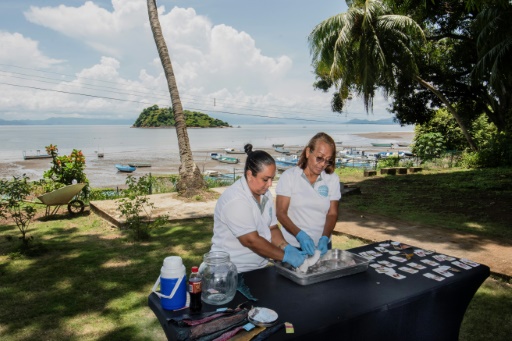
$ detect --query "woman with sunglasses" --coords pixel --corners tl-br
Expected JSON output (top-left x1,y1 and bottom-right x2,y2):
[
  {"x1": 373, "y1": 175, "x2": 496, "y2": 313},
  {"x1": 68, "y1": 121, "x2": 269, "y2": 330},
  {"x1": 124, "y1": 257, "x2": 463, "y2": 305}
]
[
  {"x1": 211, "y1": 144, "x2": 307, "y2": 273},
  {"x1": 276, "y1": 132, "x2": 342, "y2": 256}
]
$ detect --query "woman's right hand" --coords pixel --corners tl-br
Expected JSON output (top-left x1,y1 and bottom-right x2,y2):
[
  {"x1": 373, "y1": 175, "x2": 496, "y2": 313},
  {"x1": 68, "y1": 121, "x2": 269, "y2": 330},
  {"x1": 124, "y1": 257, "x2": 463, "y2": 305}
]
[
  {"x1": 296, "y1": 230, "x2": 315, "y2": 255},
  {"x1": 282, "y1": 245, "x2": 307, "y2": 268}
]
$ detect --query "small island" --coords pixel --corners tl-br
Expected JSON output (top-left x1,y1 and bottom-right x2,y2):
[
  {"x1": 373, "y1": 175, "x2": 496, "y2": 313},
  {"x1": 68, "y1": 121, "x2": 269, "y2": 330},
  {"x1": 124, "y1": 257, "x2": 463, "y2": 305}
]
[{"x1": 132, "y1": 105, "x2": 231, "y2": 128}]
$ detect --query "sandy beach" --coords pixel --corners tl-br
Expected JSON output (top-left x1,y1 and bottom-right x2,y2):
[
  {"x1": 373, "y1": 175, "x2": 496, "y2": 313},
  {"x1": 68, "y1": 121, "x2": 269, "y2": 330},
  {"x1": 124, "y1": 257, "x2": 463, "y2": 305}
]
[{"x1": 0, "y1": 131, "x2": 414, "y2": 188}]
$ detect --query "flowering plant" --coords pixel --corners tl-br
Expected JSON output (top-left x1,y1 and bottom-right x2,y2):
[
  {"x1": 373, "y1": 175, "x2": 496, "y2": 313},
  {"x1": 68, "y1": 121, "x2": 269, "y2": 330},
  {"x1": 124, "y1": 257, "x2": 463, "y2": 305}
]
[{"x1": 43, "y1": 145, "x2": 89, "y2": 197}]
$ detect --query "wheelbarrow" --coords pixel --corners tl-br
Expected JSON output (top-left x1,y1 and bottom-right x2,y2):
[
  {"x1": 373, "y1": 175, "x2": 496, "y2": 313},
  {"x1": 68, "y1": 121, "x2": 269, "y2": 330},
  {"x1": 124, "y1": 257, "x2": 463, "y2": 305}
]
[{"x1": 37, "y1": 183, "x2": 87, "y2": 216}]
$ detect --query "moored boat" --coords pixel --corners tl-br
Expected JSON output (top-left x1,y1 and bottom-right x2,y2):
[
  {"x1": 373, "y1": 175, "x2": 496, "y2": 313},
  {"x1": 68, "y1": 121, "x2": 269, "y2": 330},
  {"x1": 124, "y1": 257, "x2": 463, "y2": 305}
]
[
  {"x1": 115, "y1": 164, "x2": 136, "y2": 173},
  {"x1": 128, "y1": 162, "x2": 152, "y2": 168},
  {"x1": 272, "y1": 143, "x2": 284, "y2": 148},
  {"x1": 274, "y1": 155, "x2": 298, "y2": 165},
  {"x1": 371, "y1": 142, "x2": 393, "y2": 147},
  {"x1": 224, "y1": 148, "x2": 245, "y2": 154},
  {"x1": 217, "y1": 156, "x2": 239, "y2": 164},
  {"x1": 274, "y1": 147, "x2": 291, "y2": 154},
  {"x1": 204, "y1": 170, "x2": 220, "y2": 177},
  {"x1": 22, "y1": 150, "x2": 53, "y2": 160}
]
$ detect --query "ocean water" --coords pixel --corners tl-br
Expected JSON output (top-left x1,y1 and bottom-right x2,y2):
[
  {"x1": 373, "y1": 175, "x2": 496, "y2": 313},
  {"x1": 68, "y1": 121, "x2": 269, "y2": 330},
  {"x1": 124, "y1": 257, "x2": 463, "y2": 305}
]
[
  {"x1": 0, "y1": 124, "x2": 413, "y2": 161},
  {"x1": 0, "y1": 124, "x2": 413, "y2": 187}
]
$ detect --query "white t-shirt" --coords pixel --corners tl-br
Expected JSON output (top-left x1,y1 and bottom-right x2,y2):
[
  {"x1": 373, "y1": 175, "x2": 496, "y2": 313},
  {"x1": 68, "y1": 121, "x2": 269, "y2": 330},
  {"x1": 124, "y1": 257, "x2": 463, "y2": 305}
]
[
  {"x1": 275, "y1": 166, "x2": 341, "y2": 248},
  {"x1": 211, "y1": 176, "x2": 278, "y2": 273}
]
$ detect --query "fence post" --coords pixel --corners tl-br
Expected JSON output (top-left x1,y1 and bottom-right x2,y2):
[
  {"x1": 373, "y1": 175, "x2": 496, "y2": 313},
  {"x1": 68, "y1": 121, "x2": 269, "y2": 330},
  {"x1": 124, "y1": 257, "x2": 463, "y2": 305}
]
[{"x1": 149, "y1": 172, "x2": 152, "y2": 194}]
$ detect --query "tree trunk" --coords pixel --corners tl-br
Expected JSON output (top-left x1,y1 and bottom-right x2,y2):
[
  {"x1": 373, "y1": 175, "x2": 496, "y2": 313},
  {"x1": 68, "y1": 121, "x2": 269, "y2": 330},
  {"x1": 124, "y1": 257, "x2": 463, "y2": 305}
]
[
  {"x1": 414, "y1": 76, "x2": 478, "y2": 152},
  {"x1": 147, "y1": 0, "x2": 207, "y2": 197}
]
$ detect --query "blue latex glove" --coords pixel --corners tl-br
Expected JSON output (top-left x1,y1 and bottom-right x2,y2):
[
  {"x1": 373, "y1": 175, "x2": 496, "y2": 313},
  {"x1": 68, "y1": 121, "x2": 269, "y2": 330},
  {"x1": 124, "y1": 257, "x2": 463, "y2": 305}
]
[
  {"x1": 296, "y1": 230, "x2": 315, "y2": 256},
  {"x1": 317, "y1": 236, "x2": 330, "y2": 256},
  {"x1": 282, "y1": 245, "x2": 307, "y2": 268}
]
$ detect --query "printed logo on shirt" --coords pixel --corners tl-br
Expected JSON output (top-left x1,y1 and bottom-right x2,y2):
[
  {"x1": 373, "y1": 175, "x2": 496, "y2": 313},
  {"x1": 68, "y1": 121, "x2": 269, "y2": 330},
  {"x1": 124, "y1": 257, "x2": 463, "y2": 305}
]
[{"x1": 317, "y1": 185, "x2": 329, "y2": 197}]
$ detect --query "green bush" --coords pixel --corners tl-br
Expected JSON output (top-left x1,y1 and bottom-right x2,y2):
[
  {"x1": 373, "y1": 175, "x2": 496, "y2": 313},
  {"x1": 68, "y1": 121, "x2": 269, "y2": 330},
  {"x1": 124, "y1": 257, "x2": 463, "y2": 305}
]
[
  {"x1": 42, "y1": 145, "x2": 90, "y2": 198},
  {"x1": 116, "y1": 175, "x2": 168, "y2": 240},
  {"x1": 0, "y1": 175, "x2": 37, "y2": 249}
]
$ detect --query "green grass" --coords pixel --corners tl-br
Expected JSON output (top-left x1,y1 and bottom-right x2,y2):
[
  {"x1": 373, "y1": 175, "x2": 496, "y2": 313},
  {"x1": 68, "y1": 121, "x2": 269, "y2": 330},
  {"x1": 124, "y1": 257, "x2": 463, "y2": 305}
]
[
  {"x1": 1, "y1": 200, "x2": 511, "y2": 340},
  {"x1": 338, "y1": 167, "x2": 512, "y2": 240}
]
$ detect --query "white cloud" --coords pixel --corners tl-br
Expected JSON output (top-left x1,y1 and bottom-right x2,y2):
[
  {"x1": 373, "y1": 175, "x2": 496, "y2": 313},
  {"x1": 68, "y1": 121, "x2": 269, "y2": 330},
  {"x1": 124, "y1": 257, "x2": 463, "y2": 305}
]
[
  {"x1": 1, "y1": 1, "x2": 392, "y2": 122},
  {"x1": 0, "y1": 31, "x2": 63, "y2": 68},
  {"x1": 24, "y1": 0, "x2": 148, "y2": 57}
]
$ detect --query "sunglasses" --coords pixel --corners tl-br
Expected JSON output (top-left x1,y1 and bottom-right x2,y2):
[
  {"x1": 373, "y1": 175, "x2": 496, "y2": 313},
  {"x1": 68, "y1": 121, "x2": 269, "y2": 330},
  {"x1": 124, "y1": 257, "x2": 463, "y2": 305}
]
[{"x1": 311, "y1": 153, "x2": 333, "y2": 165}]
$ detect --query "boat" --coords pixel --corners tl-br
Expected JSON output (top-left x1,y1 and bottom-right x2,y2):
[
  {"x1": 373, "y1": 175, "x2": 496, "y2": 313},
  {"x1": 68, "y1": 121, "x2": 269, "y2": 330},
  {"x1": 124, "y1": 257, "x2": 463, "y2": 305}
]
[
  {"x1": 274, "y1": 147, "x2": 291, "y2": 154},
  {"x1": 128, "y1": 162, "x2": 151, "y2": 168},
  {"x1": 115, "y1": 164, "x2": 136, "y2": 173},
  {"x1": 274, "y1": 155, "x2": 298, "y2": 166},
  {"x1": 22, "y1": 150, "x2": 53, "y2": 160},
  {"x1": 209, "y1": 152, "x2": 220, "y2": 160},
  {"x1": 272, "y1": 144, "x2": 284, "y2": 148},
  {"x1": 335, "y1": 141, "x2": 343, "y2": 145},
  {"x1": 217, "y1": 156, "x2": 239, "y2": 164},
  {"x1": 371, "y1": 143, "x2": 393, "y2": 148},
  {"x1": 224, "y1": 148, "x2": 245, "y2": 154},
  {"x1": 97, "y1": 152, "x2": 104, "y2": 158},
  {"x1": 397, "y1": 142, "x2": 410, "y2": 147},
  {"x1": 204, "y1": 170, "x2": 220, "y2": 177}
]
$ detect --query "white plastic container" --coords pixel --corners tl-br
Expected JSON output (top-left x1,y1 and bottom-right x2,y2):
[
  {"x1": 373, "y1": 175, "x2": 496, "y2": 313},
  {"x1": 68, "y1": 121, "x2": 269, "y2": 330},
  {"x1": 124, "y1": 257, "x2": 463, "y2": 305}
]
[{"x1": 152, "y1": 256, "x2": 187, "y2": 310}]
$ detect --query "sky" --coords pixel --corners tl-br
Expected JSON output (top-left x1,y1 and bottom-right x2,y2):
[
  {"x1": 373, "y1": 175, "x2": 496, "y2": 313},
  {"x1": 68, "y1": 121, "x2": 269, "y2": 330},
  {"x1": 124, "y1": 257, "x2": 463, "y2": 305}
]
[{"x1": 0, "y1": 0, "x2": 395, "y2": 125}]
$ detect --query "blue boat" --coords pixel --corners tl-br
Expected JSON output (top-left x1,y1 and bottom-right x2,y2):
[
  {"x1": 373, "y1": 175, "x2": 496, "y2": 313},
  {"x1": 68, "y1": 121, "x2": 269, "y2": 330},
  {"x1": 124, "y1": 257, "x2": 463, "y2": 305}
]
[
  {"x1": 274, "y1": 155, "x2": 298, "y2": 165},
  {"x1": 274, "y1": 147, "x2": 291, "y2": 154},
  {"x1": 115, "y1": 164, "x2": 136, "y2": 173}
]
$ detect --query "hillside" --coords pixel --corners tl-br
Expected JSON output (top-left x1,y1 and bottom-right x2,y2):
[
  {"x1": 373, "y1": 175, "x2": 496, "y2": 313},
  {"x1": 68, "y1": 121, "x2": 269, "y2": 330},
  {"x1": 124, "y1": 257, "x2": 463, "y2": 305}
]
[{"x1": 132, "y1": 105, "x2": 230, "y2": 128}]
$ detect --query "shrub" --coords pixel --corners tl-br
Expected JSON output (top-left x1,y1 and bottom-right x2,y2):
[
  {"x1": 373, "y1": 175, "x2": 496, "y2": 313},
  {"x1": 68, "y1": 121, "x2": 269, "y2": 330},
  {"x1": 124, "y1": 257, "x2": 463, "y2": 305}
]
[
  {"x1": 43, "y1": 145, "x2": 90, "y2": 198},
  {"x1": 116, "y1": 175, "x2": 168, "y2": 240},
  {"x1": 0, "y1": 175, "x2": 37, "y2": 248}
]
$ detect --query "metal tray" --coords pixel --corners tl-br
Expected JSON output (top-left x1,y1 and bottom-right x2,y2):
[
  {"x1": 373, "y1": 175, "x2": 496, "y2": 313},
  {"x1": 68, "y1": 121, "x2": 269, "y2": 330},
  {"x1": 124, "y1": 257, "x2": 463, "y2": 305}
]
[{"x1": 274, "y1": 249, "x2": 369, "y2": 285}]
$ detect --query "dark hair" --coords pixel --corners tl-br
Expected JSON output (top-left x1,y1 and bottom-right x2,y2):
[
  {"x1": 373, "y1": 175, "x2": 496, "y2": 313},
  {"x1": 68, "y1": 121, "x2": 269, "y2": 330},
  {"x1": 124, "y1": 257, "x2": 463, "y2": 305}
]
[
  {"x1": 297, "y1": 132, "x2": 336, "y2": 174},
  {"x1": 244, "y1": 144, "x2": 275, "y2": 177}
]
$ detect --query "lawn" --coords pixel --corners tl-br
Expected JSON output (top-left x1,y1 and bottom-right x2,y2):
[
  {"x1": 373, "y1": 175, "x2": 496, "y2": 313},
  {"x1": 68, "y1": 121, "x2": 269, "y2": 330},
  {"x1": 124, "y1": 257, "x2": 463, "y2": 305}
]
[
  {"x1": 0, "y1": 211, "x2": 510, "y2": 340},
  {"x1": 337, "y1": 167, "x2": 512, "y2": 240},
  {"x1": 1, "y1": 166, "x2": 512, "y2": 340}
]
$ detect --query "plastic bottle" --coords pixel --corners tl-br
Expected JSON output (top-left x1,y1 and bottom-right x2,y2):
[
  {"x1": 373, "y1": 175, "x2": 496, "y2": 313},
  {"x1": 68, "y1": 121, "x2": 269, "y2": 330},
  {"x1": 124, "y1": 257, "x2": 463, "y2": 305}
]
[
  {"x1": 159, "y1": 256, "x2": 187, "y2": 310},
  {"x1": 188, "y1": 266, "x2": 202, "y2": 312}
]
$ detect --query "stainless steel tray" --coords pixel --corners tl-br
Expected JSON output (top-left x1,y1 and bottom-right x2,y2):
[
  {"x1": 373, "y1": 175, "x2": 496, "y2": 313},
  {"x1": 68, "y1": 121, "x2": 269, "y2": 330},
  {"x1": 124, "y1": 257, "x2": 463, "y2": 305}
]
[{"x1": 274, "y1": 249, "x2": 369, "y2": 285}]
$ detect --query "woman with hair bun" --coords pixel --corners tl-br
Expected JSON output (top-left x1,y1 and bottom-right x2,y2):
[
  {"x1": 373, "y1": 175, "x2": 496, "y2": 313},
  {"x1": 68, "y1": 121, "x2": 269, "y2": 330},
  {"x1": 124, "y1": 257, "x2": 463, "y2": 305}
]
[
  {"x1": 211, "y1": 144, "x2": 306, "y2": 273},
  {"x1": 276, "y1": 132, "x2": 342, "y2": 256}
]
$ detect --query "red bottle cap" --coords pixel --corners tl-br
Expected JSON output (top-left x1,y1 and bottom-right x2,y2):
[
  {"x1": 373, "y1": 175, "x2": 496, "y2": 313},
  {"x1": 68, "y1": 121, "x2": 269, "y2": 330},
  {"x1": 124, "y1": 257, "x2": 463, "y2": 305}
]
[{"x1": 191, "y1": 266, "x2": 199, "y2": 273}]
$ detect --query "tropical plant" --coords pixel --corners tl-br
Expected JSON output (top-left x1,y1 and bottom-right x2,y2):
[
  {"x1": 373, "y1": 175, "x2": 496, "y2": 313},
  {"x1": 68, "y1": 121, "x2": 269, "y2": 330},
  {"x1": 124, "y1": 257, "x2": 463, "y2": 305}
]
[
  {"x1": 43, "y1": 145, "x2": 89, "y2": 197},
  {"x1": 0, "y1": 175, "x2": 37, "y2": 248},
  {"x1": 412, "y1": 132, "x2": 445, "y2": 162},
  {"x1": 309, "y1": 0, "x2": 478, "y2": 150},
  {"x1": 116, "y1": 175, "x2": 168, "y2": 240},
  {"x1": 146, "y1": 0, "x2": 207, "y2": 197}
]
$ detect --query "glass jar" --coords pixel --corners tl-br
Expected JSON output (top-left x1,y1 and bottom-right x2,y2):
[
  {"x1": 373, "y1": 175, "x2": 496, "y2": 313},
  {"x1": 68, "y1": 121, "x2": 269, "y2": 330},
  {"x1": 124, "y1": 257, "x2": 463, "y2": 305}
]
[{"x1": 199, "y1": 251, "x2": 238, "y2": 305}]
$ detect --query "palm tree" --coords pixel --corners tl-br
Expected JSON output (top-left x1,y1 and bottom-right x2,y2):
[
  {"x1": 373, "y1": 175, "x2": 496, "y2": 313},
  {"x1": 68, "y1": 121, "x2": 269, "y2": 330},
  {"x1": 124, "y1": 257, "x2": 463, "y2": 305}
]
[
  {"x1": 147, "y1": 0, "x2": 207, "y2": 196},
  {"x1": 473, "y1": 4, "x2": 512, "y2": 132},
  {"x1": 309, "y1": 0, "x2": 477, "y2": 151}
]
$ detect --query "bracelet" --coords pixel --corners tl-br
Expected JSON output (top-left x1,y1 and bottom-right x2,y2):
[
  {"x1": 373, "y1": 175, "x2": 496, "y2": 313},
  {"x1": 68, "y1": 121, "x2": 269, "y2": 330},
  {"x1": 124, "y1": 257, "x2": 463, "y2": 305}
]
[{"x1": 279, "y1": 242, "x2": 288, "y2": 251}]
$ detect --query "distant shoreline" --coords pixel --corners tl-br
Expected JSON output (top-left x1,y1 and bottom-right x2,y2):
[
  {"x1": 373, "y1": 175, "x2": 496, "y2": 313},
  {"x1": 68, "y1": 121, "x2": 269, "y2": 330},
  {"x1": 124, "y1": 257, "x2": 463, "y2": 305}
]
[{"x1": 0, "y1": 130, "x2": 414, "y2": 188}]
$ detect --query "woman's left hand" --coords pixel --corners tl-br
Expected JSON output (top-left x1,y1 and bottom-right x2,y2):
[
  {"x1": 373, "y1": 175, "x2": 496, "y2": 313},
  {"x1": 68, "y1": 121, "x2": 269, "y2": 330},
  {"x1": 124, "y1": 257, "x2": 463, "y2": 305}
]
[{"x1": 317, "y1": 236, "x2": 329, "y2": 256}]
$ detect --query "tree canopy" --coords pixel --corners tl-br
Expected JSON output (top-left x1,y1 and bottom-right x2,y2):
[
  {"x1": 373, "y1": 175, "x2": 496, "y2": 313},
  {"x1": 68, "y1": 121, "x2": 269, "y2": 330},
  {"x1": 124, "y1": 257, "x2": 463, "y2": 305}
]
[
  {"x1": 133, "y1": 105, "x2": 231, "y2": 128},
  {"x1": 310, "y1": 0, "x2": 512, "y2": 156}
]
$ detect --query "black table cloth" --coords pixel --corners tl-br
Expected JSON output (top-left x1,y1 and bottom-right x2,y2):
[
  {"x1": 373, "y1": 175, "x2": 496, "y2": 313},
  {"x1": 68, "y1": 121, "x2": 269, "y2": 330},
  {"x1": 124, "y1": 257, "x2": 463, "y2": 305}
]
[{"x1": 148, "y1": 241, "x2": 489, "y2": 341}]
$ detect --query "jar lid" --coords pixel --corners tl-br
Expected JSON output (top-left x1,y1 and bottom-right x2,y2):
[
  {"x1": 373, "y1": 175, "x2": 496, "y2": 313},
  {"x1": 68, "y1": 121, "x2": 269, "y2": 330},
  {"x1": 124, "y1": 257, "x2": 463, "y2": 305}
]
[{"x1": 248, "y1": 307, "x2": 278, "y2": 327}]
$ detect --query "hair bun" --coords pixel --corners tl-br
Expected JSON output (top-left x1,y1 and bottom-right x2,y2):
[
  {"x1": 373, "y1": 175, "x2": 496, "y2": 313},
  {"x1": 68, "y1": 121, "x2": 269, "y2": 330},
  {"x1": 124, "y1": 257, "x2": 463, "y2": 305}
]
[{"x1": 244, "y1": 144, "x2": 253, "y2": 155}]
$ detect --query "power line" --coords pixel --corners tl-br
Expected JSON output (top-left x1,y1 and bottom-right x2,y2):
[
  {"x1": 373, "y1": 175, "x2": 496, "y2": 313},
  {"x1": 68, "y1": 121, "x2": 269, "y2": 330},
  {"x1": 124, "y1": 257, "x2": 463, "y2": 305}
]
[
  {"x1": 0, "y1": 81, "x2": 346, "y2": 123},
  {"x1": 0, "y1": 63, "x2": 335, "y2": 114}
]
